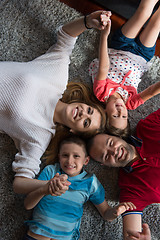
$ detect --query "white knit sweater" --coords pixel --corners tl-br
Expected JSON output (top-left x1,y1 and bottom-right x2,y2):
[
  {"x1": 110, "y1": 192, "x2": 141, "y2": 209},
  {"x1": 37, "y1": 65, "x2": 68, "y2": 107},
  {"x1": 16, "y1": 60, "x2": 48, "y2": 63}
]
[{"x1": 0, "y1": 27, "x2": 77, "y2": 178}]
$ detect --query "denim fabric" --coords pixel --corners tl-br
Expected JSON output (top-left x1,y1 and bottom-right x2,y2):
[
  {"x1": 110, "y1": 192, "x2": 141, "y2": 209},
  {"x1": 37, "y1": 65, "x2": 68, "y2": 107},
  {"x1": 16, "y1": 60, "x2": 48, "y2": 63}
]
[{"x1": 109, "y1": 27, "x2": 155, "y2": 62}]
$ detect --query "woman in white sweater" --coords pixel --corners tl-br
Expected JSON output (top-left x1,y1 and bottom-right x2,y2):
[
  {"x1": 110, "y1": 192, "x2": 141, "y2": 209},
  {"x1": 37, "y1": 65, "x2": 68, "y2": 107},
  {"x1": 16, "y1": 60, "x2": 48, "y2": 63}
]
[{"x1": 0, "y1": 11, "x2": 109, "y2": 194}]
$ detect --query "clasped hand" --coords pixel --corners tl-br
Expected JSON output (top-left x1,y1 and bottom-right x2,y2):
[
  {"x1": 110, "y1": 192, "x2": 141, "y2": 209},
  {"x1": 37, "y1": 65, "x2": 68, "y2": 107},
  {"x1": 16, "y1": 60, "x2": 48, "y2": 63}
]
[
  {"x1": 87, "y1": 10, "x2": 111, "y2": 34},
  {"x1": 47, "y1": 173, "x2": 71, "y2": 196}
]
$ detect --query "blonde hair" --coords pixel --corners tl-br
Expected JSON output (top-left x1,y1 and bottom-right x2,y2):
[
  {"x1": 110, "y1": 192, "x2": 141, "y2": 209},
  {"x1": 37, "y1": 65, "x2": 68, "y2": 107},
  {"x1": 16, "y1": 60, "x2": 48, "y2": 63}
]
[{"x1": 45, "y1": 81, "x2": 106, "y2": 163}]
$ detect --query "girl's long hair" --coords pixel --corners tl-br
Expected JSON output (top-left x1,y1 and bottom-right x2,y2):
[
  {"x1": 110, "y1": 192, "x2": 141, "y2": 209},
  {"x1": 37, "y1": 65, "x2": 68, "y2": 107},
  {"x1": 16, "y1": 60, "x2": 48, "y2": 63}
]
[{"x1": 105, "y1": 117, "x2": 131, "y2": 140}]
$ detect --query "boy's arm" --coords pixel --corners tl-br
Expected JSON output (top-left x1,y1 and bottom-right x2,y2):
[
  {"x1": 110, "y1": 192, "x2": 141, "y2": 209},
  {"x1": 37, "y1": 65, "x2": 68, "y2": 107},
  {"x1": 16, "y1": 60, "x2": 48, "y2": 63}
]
[
  {"x1": 62, "y1": 10, "x2": 110, "y2": 37},
  {"x1": 24, "y1": 173, "x2": 70, "y2": 210},
  {"x1": 139, "y1": 81, "x2": 160, "y2": 102},
  {"x1": 123, "y1": 214, "x2": 142, "y2": 240},
  {"x1": 95, "y1": 200, "x2": 136, "y2": 221},
  {"x1": 96, "y1": 15, "x2": 111, "y2": 81}
]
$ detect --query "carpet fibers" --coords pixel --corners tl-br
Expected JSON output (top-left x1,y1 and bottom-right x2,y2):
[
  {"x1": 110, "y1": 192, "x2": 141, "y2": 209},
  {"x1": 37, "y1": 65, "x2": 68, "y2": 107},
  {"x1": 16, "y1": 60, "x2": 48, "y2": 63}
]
[{"x1": 0, "y1": 0, "x2": 160, "y2": 239}]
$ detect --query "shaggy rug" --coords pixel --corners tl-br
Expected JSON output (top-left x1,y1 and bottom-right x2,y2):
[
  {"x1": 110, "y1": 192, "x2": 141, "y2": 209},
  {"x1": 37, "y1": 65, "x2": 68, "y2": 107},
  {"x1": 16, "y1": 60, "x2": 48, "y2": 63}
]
[{"x1": 0, "y1": 0, "x2": 160, "y2": 240}]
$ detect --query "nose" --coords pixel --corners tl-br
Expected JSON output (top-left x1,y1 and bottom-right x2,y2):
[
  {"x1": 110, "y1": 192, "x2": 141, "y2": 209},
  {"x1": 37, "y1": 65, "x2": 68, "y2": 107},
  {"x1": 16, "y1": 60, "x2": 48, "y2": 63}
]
[
  {"x1": 117, "y1": 108, "x2": 126, "y2": 117},
  {"x1": 118, "y1": 109, "x2": 122, "y2": 117},
  {"x1": 79, "y1": 109, "x2": 83, "y2": 117},
  {"x1": 108, "y1": 146, "x2": 118, "y2": 156},
  {"x1": 67, "y1": 155, "x2": 74, "y2": 164},
  {"x1": 79, "y1": 109, "x2": 88, "y2": 118}
]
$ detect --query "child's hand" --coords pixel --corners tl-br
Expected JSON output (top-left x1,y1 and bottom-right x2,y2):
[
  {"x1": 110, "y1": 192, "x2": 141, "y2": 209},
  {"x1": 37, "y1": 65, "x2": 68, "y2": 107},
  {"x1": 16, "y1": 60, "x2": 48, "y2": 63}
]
[
  {"x1": 114, "y1": 202, "x2": 136, "y2": 216},
  {"x1": 48, "y1": 173, "x2": 71, "y2": 196},
  {"x1": 100, "y1": 11, "x2": 111, "y2": 35},
  {"x1": 105, "y1": 202, "x2": 136, "y2": 221},
  {"x1": 86, "y1": 10, "x2": 112, "y2": 30},
  {"x1": 101, "y1": 18, "x2": 111, "y2": 37}
]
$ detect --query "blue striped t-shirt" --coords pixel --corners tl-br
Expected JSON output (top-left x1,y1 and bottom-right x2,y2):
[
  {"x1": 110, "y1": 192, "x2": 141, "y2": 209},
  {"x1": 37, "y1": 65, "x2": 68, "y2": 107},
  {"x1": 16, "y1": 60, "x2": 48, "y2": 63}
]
[{"x1": 26, "y1": 163, "x2": 105, "y2": 240}]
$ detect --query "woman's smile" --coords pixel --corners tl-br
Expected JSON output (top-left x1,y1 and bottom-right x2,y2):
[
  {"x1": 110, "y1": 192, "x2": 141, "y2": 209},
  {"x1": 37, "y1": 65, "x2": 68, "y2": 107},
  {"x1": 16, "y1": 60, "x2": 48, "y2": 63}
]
[{"x1": 73, "y1": 107, "x2": 78, "y2": 119}]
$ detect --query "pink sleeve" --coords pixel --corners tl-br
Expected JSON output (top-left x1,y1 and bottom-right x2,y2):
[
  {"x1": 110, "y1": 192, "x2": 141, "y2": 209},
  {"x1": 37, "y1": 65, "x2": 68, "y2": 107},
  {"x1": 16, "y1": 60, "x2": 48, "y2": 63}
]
[
  {"x1": 125, "y1": 93, "x2": 144, "y2": 110},
  {"x1": 93, "y1": 79, "x2": 110, "y2": 102}
]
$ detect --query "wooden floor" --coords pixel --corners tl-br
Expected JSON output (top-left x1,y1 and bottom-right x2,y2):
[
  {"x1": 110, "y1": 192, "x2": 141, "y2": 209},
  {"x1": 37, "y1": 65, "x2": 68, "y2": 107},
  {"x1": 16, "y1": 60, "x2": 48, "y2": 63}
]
[{"x1": 60, "y1": 0, "x2": 160, "y2": 57}]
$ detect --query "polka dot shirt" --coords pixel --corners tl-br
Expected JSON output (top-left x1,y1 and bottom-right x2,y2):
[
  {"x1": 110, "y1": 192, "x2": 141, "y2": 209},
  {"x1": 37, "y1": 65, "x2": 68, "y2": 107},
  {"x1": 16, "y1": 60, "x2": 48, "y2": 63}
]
[{"x1": 89, "y1": 48, "x2": 151, "y2": 102}]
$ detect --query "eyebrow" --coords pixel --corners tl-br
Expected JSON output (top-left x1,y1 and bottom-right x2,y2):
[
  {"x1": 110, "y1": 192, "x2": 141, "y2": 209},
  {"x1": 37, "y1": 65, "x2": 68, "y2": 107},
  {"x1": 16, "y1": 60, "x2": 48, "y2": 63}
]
[
  {"x1": 100, "y1": 138, "x2": 110, "y2": 161},
  {"x1": 106, "y1": 137, "x2": 110, "y2": 146}
]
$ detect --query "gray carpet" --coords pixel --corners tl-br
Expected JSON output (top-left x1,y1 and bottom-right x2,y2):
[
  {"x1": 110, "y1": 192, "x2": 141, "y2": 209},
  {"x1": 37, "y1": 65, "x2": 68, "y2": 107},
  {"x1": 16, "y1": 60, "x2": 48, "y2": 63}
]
[{"x1": 0, "y1": 0, "x2": 160, "y2": 240}]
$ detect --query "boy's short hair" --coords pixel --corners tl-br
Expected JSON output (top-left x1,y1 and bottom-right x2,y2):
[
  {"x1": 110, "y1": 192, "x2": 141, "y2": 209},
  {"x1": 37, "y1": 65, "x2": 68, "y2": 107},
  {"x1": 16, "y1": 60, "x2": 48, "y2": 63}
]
[{"x1": 58, "y1": 134, "x2": 88, "y2": 157}]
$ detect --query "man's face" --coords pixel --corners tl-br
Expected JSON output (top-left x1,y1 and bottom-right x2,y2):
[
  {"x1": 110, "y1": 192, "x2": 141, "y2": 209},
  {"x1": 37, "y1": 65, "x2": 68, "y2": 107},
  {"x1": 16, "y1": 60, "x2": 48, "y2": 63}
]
[{"x1": 89, "y1": 134, "x2": 135, "y2": 167}]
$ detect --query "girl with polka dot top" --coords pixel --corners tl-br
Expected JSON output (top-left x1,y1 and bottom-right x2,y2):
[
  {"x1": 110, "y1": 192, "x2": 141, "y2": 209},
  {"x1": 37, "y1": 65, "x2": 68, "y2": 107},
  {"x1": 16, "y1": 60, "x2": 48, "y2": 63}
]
[{"x1": 89, "y1": 0, "x2": 160, "y2": 138}]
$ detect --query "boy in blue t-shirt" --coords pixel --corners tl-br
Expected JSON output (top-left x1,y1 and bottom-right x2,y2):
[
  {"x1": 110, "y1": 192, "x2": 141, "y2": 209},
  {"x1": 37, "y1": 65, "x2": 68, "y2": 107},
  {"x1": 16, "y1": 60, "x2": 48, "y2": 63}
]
[{"x1": 24, "y1": 135, "x2": 136, "y2": 240}]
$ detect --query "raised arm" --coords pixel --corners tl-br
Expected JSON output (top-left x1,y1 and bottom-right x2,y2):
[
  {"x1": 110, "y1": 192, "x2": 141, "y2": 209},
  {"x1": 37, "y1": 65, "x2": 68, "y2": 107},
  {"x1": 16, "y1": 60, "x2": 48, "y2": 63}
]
[
  {"x1": 96, "y1": 12, "x2": 111, "y2": 81},
  {"x1": 62, "y1": 10, "x2": 110, "y2": 37},
  {"x1": 139, "y1": 81, "x2": 160, "y2": 102}
]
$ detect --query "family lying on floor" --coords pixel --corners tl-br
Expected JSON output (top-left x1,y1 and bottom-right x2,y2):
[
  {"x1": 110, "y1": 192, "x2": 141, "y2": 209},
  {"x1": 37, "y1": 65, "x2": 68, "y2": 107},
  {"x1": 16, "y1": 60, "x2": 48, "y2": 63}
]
[{"x1": 1, "y1": 0, "x2": 160, "y2": 239}]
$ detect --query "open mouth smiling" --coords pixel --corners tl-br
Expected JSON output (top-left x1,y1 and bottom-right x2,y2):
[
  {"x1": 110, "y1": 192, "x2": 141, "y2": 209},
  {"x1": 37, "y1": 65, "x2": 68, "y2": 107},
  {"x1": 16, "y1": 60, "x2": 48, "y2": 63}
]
[
  {"x1": 65, "y1": 165, "x2": 75, "y2": 170},
  {"x1": 116, "y1": 147, "x2": 125, "y2": 161}
]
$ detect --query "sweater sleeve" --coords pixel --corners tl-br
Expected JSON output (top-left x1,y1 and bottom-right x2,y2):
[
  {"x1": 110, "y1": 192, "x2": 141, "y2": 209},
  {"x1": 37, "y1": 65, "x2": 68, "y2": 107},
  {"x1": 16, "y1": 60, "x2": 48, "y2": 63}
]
[
  {"x1": 12, "y1": 140, "x2": 47, "y2": 179},
  {"x1": 34, "y1": 26, "x2": 77, "y2": 62}
]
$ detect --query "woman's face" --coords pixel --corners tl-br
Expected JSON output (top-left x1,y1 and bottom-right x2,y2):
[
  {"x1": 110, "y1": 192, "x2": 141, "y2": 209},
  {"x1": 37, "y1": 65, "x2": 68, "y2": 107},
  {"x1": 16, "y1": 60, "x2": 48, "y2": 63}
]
[{"x1": 65, "y1": 103, "x2": 102, "y2": 132}]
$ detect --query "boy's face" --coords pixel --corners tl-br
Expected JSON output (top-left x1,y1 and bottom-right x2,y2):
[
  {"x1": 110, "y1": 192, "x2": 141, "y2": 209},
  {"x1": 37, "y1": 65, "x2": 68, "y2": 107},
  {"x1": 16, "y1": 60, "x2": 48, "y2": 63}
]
[
  {"x1": 59, "y1": 143, "x2": 89, "y2": 177},
  {"x1": 105, "y1": 98, "x2": 128, "y2": 129}
]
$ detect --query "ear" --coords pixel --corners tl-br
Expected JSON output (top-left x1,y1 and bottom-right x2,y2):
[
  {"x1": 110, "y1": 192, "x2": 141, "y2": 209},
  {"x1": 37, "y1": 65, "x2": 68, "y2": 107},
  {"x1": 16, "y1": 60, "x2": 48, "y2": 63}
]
[
  {"x1": 69, "y1": 129, "x2": 76, "y2": 133},
  {"x1": 84, "y1": 156, "x2": 90, "y2": 165}
]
